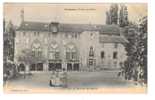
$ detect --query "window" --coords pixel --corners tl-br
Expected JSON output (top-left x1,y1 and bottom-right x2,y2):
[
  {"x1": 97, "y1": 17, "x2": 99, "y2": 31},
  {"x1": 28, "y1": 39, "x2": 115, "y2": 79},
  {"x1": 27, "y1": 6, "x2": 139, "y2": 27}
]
[
  {"x1": 66, "y1": 52, "x2": 70, "y2": 60},
  {"x1": 19, "y1": 63, "x2": 25, "y2": 71},
  {"x1": 30, "y1": 63, "x2": 43, "y2": 71},
  {"x1": 66, "y1": 44, "x2": 77, "y2": 61},
  {"x1": 32, "y1": 42, "x2": 42, "y2": 57},
  {"x1": 89, "y1": 59, "x2": 94, "y2": 66},
  {"x1": 38, "y1": 51, "x2": 42, "y2": 57},
  {"x1": 56, "y1": 63, "x2": 61, "y2": 70},
  {"x1": 32, "y1": 51, "x2": 35, "y2": 56},
  {"x1": 49, "y1": 43, "x2": 60, "y2": 60},
  {"x1": 20, "y1": 66, "x2": 25, "y2": 71},
  {"x1": 49, "y1": 51, "x2": 60, "y2": 60},
  {"x1": 55, "y1": 52, "x2": 60, "y2": 59},
  {"x1": 48, "y1": 63, "x2": 55, "y2": 71},
  {"x1": 49, "y1": 52, "x2": 55, "y2": 59},
  {"x1": 30, "y1": 64, "x2": 36, "y2": 71},
  {"x1": 72, "y1": 52, "x2": 76, "y2": 60},
  {"x1": 37, "y1": 63, "x2": 43, "y2": 71},
  {"x1": 67, "y1": 63, "x2": 72, "y2": 71},
  {"x1": 33, "y1": 48, "x2": 42, "y2": 57},
  {"x1": 89, "y1": 46, "x2": 94, "y2": 57},
  {"x1": 73, "y1": 63, "x2": 79, "y2": 71},
  {"x1": 101, "y1": 51, "x2": 105, "y2": 59},
  {"x1": 113, "y1": 52, "x2": 118, "y2": 59},
  {"x1": 52, "y1": 26, "x2": 58, "y2": 33},
  {"x1": 66, "y1": 52, "x2": 76, "y2": 60}
]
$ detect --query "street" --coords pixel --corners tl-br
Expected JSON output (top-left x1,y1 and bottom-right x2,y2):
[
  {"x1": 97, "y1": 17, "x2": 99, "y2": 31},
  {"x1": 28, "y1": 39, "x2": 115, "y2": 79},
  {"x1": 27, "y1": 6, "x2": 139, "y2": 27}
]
[{"x1": 5, "y1": 70, "x2": 136, "y2": 89}]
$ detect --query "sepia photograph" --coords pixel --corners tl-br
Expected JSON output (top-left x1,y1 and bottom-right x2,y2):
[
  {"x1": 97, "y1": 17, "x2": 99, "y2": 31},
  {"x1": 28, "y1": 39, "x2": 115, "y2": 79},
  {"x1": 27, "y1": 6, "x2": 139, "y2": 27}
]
[{"x1": 3, "y1": 3, "x2": 147, "y2": 93}]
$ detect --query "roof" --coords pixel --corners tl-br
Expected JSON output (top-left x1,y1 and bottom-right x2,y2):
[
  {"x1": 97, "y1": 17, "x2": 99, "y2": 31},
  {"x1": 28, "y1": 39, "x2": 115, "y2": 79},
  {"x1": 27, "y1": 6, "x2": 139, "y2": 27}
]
[
  {"x1": 17, "y1": 21, "x2": 120, "y2": 35},
  {"x1": 99, "y1": 35, "x2": 128, "y2": 43},
  {"x1": 17, "y1": 21, "x2": 49, "y2": 32}
]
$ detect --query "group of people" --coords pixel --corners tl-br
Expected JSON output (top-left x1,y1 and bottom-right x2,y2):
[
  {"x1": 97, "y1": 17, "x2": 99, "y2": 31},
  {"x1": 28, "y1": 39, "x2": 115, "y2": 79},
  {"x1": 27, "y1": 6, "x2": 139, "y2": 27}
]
[
  {"x1": 3, "y1": 61, "x2": 26, "y2": 85},
  {"x1": 49, "y1": 68, "x2": 68, "y2": 88}
]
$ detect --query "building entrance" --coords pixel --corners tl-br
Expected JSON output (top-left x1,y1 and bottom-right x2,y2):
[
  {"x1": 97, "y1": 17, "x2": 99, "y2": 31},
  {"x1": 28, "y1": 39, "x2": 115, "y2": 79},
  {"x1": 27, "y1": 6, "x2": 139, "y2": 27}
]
[
  {"x1": 48, "y1": 63, "x2": 61, "y2": 71},
  {"x1": 48, "y1": 60, "x2": 62, "y2": 71},
  {"x1": 67, "y1": 62, "x2": 79, "y2": 71}
]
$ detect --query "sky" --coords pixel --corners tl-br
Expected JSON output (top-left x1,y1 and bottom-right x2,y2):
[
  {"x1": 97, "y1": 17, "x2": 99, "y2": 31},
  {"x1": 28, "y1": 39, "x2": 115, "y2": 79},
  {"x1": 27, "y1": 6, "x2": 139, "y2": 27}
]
[{"x1": 4, "y1": 3, "x2": 147, "y2": 26}]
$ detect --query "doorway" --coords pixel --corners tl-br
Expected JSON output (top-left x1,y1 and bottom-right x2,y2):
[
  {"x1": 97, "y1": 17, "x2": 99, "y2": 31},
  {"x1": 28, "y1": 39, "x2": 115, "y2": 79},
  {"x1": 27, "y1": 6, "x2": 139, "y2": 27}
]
[
  {"x1": 48, "y1": 63, "x2": 62, "y2": 71},
  {"x1": 67, "y1": 63, "x2": 79, "y2": 71}
]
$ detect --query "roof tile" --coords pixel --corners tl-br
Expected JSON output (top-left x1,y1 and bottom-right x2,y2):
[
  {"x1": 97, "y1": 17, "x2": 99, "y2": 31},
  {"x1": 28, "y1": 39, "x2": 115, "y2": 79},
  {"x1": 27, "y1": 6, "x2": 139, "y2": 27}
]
[{"x1": 17, "y1": 21, "x2": 120, "y2": 35}]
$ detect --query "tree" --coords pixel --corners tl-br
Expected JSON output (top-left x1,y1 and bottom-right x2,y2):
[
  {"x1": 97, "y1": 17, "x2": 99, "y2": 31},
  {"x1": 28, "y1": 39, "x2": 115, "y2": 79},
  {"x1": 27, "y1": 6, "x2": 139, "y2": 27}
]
[
  {"x1": 106, "y1": 11, "x2": 111, "y2": 25},
  {"x1": 106, "y1": 4, "x2": 129, "y2": 27},
  {"x1": 4, "y1": 20, "x2": 15, "y2": 61},
  {"x1": 109, "y1": 4, "x2": 119, "y2": 24},
  {"x1": 3, "y1": 20, "x2": 16, "y2": 80},
  {"x1": 3, "y1": 19, "x2": 5, "y2": 32},
  {"x1": 123, "y1": 24, "x2": 139, "y2": 81},
  {"x1": 18, "y1": 48, "x2": 46, "y2": 78},
  {"x1": 119, "y1": 4, "x2": 129, "y2": 27},
  {"x1": 120, "y1": 16, "x2": 147, "y2": 85},
  {"x1": 137, "y1": 16, "x2": 147, "y2": 84}
]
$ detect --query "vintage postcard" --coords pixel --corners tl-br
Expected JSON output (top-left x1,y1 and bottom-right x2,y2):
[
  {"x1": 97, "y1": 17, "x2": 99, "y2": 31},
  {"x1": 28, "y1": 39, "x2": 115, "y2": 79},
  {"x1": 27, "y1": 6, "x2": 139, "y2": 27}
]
[{"x1": 3, "y1": 3, "x2": 147, "y2": 93}]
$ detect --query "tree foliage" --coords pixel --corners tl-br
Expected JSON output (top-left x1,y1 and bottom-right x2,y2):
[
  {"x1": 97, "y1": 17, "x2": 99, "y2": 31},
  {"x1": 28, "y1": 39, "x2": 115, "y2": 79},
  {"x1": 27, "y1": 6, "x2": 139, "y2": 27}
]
[
  {"x1": 121, "y1": 16, "x2": 147, "y2": 84},
  {"x1": 110, "y1": 4, "x2": 119, "y2": 24},
  {"x1": 137, "y1": 16, "x2": 147, "y2": 83},
  {"x1": 106, "y1": 4, "x2": 128, "y2": 27},
  {"x1": 119, "y1": 5, "x2": 129, "y2": 27},
  {"x1": 18, "y1": 48, "x2": 46, "y2": 66},
  {"x1": 106, "y1": 4, "x2": 119, "y2": 25}
]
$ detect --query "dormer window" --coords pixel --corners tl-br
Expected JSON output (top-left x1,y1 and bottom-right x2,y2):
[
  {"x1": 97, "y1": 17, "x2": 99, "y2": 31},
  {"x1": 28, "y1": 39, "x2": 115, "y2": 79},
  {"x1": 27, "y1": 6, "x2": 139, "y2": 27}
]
[
  {"x1": 49, "y1": 22, "x2": 59, "y2": 33},
  {"x1": 52, "y1": 26, "x2": 58, "y2": 33}
]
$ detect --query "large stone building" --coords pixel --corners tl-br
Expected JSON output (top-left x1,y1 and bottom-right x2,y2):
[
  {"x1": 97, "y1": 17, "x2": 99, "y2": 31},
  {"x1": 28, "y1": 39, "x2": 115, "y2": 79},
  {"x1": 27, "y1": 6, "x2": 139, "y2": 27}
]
[{"x1": 14, "y1": 10, "x2": 128, "y2": 72}]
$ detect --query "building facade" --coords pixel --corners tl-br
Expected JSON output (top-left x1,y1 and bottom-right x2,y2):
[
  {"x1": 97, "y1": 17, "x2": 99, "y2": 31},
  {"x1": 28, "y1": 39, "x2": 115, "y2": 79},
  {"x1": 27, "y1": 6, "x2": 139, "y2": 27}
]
[{"x1": 14, "y1": 20, "x2": 128, "y2": 72}]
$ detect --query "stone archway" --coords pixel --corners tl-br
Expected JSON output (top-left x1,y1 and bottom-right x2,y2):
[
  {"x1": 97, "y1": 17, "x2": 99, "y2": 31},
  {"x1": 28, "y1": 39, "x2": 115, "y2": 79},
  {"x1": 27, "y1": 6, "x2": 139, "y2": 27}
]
[
  {"x1": 29, "y1": 40, "x2": 44, "y2": 72},
  {"x1": 31, "y1": 40, "x2": 42, "y2": 57},
  {"x1": 65, "y1": 43, "x2": 79, "y2": 71},
  {"x1": 48, "y1": 41, "x2": 62, "y2": 71}
]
